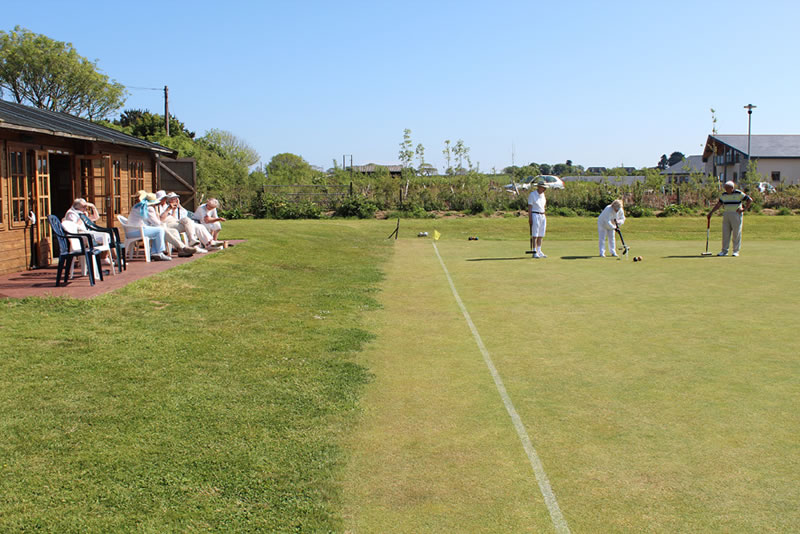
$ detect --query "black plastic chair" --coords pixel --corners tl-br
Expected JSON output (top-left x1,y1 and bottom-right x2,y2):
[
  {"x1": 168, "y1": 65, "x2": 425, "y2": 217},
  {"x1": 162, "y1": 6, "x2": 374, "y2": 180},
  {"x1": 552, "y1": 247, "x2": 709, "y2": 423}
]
[
  {"x1": 47, "y1": 215, "x2": 105, "y2": 287},
  {"x1": 79, "y1": 213, "x2": 126, "y2": 271}
]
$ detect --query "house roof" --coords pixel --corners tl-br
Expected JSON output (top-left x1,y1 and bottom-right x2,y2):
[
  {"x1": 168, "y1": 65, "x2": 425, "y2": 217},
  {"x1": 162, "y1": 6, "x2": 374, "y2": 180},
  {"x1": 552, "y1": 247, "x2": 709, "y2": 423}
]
[
  {"x1": 351, "y1": 164, "x2": 404, "y2": 173},
  {"x1": 0, "y1": 100, "x2": 175, "y2": 155},
  {"x1": 661, "y1": 155, "x2": 706, "y2": 175},
  {"x1": 703, "y1": 134, "x2": 800, "y2": 160}
]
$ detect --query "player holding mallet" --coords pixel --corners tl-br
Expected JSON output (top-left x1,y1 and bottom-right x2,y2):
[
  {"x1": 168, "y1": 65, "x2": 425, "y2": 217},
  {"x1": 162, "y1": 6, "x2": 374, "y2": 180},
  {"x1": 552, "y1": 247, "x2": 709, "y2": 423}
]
[{"x1": 527, "y1": 179, "x2": 548, "y2": 258}]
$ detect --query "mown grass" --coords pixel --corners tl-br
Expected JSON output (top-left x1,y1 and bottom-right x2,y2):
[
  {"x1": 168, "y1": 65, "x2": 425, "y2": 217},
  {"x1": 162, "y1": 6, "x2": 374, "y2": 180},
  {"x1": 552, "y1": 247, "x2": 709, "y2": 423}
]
[
  {"x1": 342, "y1": 218, "x2": 800, "y2": 532},
  {"x1": 0, "y1": 220, "x2": 390, "y2": 532}
]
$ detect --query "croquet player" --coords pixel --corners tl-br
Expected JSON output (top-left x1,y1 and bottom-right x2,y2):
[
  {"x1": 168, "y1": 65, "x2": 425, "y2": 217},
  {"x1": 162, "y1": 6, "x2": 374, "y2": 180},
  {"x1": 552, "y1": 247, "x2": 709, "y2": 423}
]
[
  {"x1": 597, "y1": 199, "x2": 625, "y2": 257},
  {"x1": 707, "y1": 181, "x2": 752, "y2": 257},
  {"x1": 527, "y1": 179, "x2": 548, "y2": 258}
]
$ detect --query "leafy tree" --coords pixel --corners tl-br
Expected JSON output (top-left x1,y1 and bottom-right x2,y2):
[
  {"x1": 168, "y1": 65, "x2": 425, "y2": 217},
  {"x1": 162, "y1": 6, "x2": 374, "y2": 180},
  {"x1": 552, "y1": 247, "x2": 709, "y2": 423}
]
[
  {"x1": 0, "y1": 26, "x2": 126, "y2": 119},
  {"x1": 399, "y1": 128, "x2": 414, "y2": 168},
  {"x1": 415, "y1": 143, "x2": 425, "y2": 170},
  {"x1": 452, "y1": 139, "x2": 471, "y2": 173},
  {"x1": 657, "y1": 154, "x2": 669, "y2": 170},
  {"x1": 266, "y1": 153, "x2": 316, "y2": 185},
  {"x1": 667, "y1": 151, "x2": 685, "y2": 167},
  {"x1": 442, "y1": 140, "x2": 452, "y2": 175}
]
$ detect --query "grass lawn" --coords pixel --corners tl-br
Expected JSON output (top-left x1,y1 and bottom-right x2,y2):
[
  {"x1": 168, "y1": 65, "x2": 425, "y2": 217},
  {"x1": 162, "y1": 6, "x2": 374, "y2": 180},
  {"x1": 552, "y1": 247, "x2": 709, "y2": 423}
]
[
  {"x1": 1, "y1": 215, "x2": 797, "y2": 532},
  {"x1": 342, "y1": 216, "x2": 800, "y2": 532}
]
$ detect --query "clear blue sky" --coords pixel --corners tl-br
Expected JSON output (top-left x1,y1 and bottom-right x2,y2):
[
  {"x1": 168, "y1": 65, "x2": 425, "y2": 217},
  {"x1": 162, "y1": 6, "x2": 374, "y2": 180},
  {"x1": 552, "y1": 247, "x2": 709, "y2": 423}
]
[{"x1": 5, "y1": 0, "x2": 800, "y2": 173}]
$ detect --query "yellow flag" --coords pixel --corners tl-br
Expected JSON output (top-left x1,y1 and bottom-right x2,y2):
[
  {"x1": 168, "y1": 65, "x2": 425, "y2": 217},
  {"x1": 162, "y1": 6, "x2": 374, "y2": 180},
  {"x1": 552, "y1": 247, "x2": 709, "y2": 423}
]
[{"x1": 433, "y1": 230, "x2": 441, "y2": 241}]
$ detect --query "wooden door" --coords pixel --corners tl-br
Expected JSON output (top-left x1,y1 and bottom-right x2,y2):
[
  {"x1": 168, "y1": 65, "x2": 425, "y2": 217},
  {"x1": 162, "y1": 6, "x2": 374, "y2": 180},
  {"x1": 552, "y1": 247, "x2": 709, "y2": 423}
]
[
  {"x1": 34, "y1": 151, "x2": 52, "y2": 266},
  {"x1": 76, "y1": 155, "x2": 112, "y2": 226}
]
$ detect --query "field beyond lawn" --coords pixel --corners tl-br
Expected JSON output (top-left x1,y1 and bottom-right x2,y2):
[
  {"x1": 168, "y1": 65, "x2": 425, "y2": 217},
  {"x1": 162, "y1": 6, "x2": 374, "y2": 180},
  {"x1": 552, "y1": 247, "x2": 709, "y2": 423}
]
[{"x1": 1, "y1": 216, "x2": 798, "y2": 533}]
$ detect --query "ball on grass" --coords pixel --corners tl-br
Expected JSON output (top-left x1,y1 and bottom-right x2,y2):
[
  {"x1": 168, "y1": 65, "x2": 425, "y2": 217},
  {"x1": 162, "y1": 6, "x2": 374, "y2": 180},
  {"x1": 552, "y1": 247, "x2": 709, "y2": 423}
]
[{"x1": 633, "y1": 256, "x2": 639, "y2": 262}]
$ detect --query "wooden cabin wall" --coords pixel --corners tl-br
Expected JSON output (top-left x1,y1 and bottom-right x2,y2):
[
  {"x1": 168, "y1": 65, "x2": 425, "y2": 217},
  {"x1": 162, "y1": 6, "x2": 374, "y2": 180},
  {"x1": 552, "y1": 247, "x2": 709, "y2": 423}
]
[{"x1": 0, "y1": 131, "x2": 160, "y2": 276}]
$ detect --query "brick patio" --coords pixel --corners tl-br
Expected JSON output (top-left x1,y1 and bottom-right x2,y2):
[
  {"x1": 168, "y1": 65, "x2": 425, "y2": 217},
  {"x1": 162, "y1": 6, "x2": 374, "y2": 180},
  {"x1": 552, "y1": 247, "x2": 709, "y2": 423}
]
[{"x1": 0, "y1": 241, "x2": 242, "y2": 300}]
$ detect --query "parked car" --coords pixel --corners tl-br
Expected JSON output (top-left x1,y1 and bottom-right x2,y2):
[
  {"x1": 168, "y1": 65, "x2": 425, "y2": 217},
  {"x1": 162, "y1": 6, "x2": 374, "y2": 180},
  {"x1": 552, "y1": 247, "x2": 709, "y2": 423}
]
[
  {"x1": 504, "y1": 174, "x2": 565, "y2": 192},
  {"x1": 756, "y1": 181, "x2": 776, "y2": 193}
]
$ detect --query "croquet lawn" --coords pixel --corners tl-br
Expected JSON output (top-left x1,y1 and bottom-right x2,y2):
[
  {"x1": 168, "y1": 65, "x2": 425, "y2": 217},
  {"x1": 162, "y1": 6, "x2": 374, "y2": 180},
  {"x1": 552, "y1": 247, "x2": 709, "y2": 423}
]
[{"x1": 342, "y1": 216, "x2": 799, "y2": 533}]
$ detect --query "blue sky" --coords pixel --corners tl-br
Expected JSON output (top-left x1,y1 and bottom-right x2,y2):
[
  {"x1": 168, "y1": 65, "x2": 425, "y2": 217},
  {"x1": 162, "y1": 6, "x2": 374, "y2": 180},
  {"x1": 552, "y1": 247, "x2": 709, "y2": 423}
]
[{"x1": 4, "y1": 0, "x2": 800, "y2": 172}]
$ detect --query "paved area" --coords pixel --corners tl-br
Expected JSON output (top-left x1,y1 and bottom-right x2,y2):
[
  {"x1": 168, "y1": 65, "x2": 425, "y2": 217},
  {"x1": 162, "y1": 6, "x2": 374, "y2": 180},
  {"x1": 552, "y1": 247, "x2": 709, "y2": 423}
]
[{"x1": 0, "y1": 241, "x2": 242, "y2": 300}]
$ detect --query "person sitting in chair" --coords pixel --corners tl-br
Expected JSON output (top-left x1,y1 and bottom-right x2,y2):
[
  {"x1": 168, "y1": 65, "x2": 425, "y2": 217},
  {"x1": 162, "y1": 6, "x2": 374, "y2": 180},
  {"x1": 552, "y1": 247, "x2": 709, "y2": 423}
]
[
  {"x1": 128, "y1": 191, "x2": 195, "y2": 261},
  {"x1": 156, "y1": 191, "x2": 221, "y2": 252},
  {"x1": 194, "y1": 198, "x2": 226, "y2": 241},
  {"x1": 62, "y1": 198, "x2": 113, "y2": 265}
]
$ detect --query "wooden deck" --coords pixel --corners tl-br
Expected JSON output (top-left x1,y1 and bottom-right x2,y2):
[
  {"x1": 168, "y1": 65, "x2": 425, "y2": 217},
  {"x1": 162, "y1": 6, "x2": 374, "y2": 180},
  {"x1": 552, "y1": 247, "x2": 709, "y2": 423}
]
[{"x1": 0, "y1": 241, "x2": 242, "y2": 300}]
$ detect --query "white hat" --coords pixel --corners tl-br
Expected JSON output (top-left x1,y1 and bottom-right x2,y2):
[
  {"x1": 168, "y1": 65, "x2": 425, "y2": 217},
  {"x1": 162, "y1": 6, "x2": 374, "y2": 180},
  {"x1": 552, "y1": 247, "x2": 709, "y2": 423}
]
[
  {"x1": 166, "y1": 192, "x2": 180, "y2": 199},
  {"x1": 155, "y1": 190, "x2": 167, "y2": 201},
  {"x1": 724, "y1": 181, "x2": 735, "y2": 188}
]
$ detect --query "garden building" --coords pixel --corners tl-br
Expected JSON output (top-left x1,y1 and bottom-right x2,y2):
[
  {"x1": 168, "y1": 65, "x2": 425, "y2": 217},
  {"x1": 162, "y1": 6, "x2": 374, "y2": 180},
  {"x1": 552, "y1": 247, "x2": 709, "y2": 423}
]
[
  {"x1": 703, "y1": 134, "x2": 800, "y2": 186},
  {"x1": 0, "y1": 100, "x2": 194, "y2": 276}
]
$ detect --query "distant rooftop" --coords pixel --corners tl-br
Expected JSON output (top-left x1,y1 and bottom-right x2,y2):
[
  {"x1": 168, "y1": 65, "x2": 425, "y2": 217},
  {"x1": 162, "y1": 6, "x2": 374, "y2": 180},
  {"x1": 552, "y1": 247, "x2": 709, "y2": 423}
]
[
  {"x1": 704, "y1": 134, "x2": 800, "y2": 159},
  {"x1": 661, "y1": 155, "x2": 706, "y2": 175}
]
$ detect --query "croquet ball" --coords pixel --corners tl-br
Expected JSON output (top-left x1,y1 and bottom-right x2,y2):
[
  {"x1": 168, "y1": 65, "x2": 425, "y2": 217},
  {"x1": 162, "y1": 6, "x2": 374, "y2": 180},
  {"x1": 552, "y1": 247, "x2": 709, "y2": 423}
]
[
  {"x1": 468, "y1": 236, "x2": 479, "y2": 240},
  {"x1": 637, "y1": 256, "x2": 643, "y2": 261},
  {"x1": 633, "y1": 256, "x2": 639, "y2": 262}
]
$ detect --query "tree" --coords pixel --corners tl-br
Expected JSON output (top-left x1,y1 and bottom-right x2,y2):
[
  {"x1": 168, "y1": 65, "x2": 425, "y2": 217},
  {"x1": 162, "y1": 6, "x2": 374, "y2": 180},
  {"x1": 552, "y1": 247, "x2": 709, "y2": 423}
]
[
  {"x1": 452, "y1": 139, "x2": 471, "y2": 173},
  {"x1": 0, "y1": 26, "x2": 126, "y2": 119},
  {"x1": 266, "y1": 153, "x2": 315, "y2": 184},
  {"x1": 657, "y1": 154, "x2": 669, "y2": 170},
  {"x1": 399, "y1": 128, "x2": 414, "y2": 168},
  {"x1": 667, "y1": 151, "x2": 685, "y2": 167},
  {"x1": 415, "y1": 143, "x2": 425, "y2": 170},
  {"x1": 442, "y1": 140, "x2": 452, "y2": 174}
]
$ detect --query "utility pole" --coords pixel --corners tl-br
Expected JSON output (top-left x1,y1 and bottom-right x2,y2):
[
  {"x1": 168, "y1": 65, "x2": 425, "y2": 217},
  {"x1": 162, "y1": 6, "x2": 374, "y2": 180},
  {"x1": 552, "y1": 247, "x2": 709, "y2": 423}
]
[{"x1": 164, "y1": 85, "x2": 170, "y2": 136}]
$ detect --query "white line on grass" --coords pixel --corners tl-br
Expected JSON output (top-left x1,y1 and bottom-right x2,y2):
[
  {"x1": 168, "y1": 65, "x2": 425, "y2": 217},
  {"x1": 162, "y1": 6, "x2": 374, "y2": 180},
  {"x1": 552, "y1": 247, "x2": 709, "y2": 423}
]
[{"x1": 433, "y1": 242, "x2": 571, "y2": 534}]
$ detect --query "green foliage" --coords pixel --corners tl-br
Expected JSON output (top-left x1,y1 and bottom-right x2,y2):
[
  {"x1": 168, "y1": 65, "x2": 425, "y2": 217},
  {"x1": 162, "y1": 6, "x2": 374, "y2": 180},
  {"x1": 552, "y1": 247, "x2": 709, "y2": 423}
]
[
  {"x1": 0, "y1": 26, "x2": 126, "y2": 119},
  {"x1": 627, "y1": 205, "x2": 654, "y2": 217},
  {"x1": 658, "y1": 203, "x2": 695, "y2": 217},
  {"x1": 334, "y1": 195, "x2": 377, "y2": 219},
  {"x1": 266, "y1": 153, "x2": 320, "y2": 185},
  {"x1": 776, "y1": 206, "x2": 793, "y2": 216},
  {"x1": 253, "y1": 192, "x2": 322, "y2": 219}
]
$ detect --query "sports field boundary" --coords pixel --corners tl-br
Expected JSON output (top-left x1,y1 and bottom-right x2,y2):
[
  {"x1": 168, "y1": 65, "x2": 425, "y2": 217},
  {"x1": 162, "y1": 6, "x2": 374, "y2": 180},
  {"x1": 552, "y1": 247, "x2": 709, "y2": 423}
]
[{"x1": 432, "y1": 241, "x2": 571, "y2": 534}]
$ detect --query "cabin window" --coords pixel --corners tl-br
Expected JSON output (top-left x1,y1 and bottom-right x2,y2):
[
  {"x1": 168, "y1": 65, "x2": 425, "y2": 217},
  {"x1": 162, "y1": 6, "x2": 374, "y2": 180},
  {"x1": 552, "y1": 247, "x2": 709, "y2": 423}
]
[
  {"x1": 8, "y1": 149, "x2": 28, "y2": 228},
  {"x1": 128, "y1": 160, "x2": 144, "y2": 208},
  {"x1": 771, "y1": 171, "x2": 780, "y2": 182},
  {"x1": 113, "y1": 159, "x2": 122, "y2": 214}
]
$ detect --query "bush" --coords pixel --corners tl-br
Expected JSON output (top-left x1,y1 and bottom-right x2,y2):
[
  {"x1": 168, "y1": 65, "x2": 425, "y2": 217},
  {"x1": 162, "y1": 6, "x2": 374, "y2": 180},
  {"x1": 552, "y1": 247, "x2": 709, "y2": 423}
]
[
  {"x1": 334, "y1": 195, "x2": 377, "y2": 218},
  {"x1": 252, "y1": 193, "x2": 321, "y2": 219},
  {"x1": 776, "y1": 206, "x2": 793, "y2": 216},
  {"x1": 548, "y1": 206, "x2": 578, "y2": 217},
  {"x1": 627, "y1": 205, "x2": 654, "y2": 217},
  {"x1": 658, "y1": 203, "x2": 694, "y2": 217}
]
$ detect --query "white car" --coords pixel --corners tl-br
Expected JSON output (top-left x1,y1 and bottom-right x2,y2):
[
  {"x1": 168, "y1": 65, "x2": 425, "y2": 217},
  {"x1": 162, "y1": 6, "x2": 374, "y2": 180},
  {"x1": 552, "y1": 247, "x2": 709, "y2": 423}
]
[
  {"x1": 504, "y1": 175, "x2": 564, "y2": 192},
  {"x1": 756, "y1": 181, "x2": 776, "y2": 193}
]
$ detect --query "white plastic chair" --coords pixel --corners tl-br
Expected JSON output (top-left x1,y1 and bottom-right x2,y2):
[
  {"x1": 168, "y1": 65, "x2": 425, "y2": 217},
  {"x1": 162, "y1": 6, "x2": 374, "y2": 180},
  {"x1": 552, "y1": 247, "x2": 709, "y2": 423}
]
[
  {"x1": 61, "y1": 220, "x2": 115, "y2": 278},
  {"x1": 117, "y1": 215, "x2": 151, "y2": 262}
]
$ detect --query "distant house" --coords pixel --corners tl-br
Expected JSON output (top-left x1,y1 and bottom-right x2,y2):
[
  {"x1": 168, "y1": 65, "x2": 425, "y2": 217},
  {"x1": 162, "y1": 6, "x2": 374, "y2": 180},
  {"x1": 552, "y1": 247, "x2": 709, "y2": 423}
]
[
  {"x1": 562, "y1": 175, "x2": 645, "y2": 186},
  {"x1": 586, "y1": 167, "x2": 607, "y2": 175},
  {"x1": 350, "y1": 164, "x2": 404, "y2": 178},
  {"x1": 660, "y1": 155, "x2": 707, "y2": 184},
  {"x1": 0, "y1": 100, "x2": 186, "y2": 276},
  {"x1": 702, "y1": 134, "x2": 800, "y2": 186}
]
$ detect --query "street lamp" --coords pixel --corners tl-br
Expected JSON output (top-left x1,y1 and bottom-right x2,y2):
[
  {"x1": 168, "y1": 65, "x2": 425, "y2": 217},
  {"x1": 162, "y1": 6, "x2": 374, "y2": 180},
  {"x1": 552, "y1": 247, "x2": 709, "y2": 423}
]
[{"x1": 744, "y1": 104, "x2": 756, "y2": 161}]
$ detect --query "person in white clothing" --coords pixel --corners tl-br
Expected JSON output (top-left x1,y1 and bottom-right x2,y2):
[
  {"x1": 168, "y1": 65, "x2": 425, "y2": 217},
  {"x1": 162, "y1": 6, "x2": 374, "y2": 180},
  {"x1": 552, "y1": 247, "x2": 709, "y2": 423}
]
[
  {"x1": 527, "y1": 180, "x2": 548, "y2": 258},
  {"x1": 194, "y1": 198, "x2": 226, "y2": 240},
  {"x1": 597, "y1": 199, "x2": 625, "y2": 257},
  {"x1": 128, "y1": 191, "x2": 197, "y2": 260},
  {"x1": 62, "y1": 198, "x2": 113, "y2": 265},
  {"x1": 156, "y1": 191, "x2": 219, "y2": 252}
]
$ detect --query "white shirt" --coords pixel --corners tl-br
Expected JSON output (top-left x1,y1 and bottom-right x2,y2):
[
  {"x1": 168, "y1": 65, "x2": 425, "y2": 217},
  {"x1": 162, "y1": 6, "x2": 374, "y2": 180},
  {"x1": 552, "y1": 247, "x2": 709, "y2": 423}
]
[
  {"x1": 128, "y1": 203, "x2": 162, "y2": 227},
  {"x1": 194, "y1": 203, "x2": 217, "y2": 223},
  {"x1": 527, "y1": 190, "x2": 546, "y2": 214},
  {"x1": 598, "y1": 204, "x2": 625, "y2": 230},
  {"x1": 63, "y1": 207, "x2": 88, "y2": 231}
]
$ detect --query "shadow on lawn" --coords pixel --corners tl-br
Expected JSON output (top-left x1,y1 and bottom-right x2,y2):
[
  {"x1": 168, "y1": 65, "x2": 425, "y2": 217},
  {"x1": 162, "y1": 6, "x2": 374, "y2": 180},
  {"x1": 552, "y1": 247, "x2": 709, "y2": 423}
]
[
  {"x1": 664, "y1": 255, "x2": 716, "y2": 259},
  {"x1": 560, "y1": 255, "x2": 596, "y2": 260},
  {"x1": 466, "y1": 257, "x2": 530, "y2": 261}
]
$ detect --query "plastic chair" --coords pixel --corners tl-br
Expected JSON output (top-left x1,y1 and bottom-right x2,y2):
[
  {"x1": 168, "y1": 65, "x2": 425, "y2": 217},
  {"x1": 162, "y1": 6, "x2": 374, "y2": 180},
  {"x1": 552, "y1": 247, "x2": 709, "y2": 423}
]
[
  {"x1": 62, "y1": 220, "x2": 115, "y2": 278},
  {"x1": 117, "y1": 215, "x2": 151, "y2": 262},
  {"x1": 80, "y1": 213, "x2": 126, "y2": 271},
  {"x1": 47, "y1": 215, "x2": 104, "y2": 286}
]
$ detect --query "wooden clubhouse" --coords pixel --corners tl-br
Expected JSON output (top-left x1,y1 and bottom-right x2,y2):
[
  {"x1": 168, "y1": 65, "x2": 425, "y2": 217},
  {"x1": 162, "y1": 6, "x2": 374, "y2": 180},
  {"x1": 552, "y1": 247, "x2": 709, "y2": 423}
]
[{"x1": 0, "y1": 100, "x2": 196, "y2": 277}]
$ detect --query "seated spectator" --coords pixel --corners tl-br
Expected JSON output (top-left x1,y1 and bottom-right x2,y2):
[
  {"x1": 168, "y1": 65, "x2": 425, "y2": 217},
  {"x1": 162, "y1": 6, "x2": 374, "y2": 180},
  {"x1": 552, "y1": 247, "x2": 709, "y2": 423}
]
[
  {"x1": 128, "y1": 191, "x2": 196, "y2": 261},
  {"x1": 156, "y1": 191, "x2": 222, "y2": 252},
  {"x1": 194, "y1": 198, "x2": 226, "y2": 240},
  {"x1": 62, "y1": 198, "x2": 113, "y2": 265}
]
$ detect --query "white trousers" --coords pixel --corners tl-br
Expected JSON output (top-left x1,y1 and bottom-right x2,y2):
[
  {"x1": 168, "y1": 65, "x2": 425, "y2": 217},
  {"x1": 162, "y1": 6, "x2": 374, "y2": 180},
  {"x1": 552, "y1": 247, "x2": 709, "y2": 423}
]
[
  {"x1": 721, "y1": 211, "x2": 743, "y2": 254},
  {"x1": 598, "y1": 225, "x2": 616, "y2": 255}
]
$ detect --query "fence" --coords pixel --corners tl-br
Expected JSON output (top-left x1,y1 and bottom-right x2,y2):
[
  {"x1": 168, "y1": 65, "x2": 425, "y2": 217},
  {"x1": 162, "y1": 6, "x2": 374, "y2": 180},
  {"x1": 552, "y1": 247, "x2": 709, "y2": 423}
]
[{"x1": 262, "y1": 183, "x2": 352, "y2": 208}]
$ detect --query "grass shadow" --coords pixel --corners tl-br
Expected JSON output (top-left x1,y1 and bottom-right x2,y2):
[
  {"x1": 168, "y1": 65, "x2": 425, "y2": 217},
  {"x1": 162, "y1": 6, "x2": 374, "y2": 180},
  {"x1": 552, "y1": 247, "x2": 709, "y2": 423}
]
[{"x1": 466, "y1": 257, "x2": 531, "y2": 262}]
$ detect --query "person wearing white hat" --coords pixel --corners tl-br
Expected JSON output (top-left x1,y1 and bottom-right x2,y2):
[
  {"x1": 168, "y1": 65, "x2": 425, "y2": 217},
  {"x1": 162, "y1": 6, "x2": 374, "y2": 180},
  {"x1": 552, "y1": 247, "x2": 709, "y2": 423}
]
[
  {"x1": 126, "y1": 191, "x2": 172, "y2": 261},
  {"x1": 707, "y1": 181, "x2": 752, "y2": 256},
  {"x1": 527, "y1": 180, "x2": 548, "y2": 258},
  {"x1": 157, "y1": 192, "x2": 218, "y2": 252}
]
